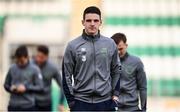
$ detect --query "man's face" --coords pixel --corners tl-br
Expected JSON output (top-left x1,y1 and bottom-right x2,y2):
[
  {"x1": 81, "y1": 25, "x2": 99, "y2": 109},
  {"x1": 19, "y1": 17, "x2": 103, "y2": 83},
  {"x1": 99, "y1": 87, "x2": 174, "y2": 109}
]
[
  {"x1": 35, "y1": 52, "x2": 48, "y2": 66},
  {"x1": 82, "y1": 13, "x2": 102, "y2": 36},
  {"x1": 117, "y1": 41, "x2": 128, "y2": 57},
  {"x1": 16, "y1": 57, "x2": 28, "y2": 67}
]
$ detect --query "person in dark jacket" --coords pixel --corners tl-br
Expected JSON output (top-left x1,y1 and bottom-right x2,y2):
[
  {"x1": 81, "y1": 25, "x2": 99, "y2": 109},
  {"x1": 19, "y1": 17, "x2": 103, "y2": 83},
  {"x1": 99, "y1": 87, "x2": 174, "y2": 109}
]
[
  {"x1": 111, "y1": 33, "x2": 147, "y2": 111},
  {"x1": 4, "y1": 45, "x2": 43, "y2": 111},
  {"x1": 62, "y1": 6, "x2": 121, "y2": 111},
  {"x1": 33, "y1": 45, "x2": 64, "y2": 111}
]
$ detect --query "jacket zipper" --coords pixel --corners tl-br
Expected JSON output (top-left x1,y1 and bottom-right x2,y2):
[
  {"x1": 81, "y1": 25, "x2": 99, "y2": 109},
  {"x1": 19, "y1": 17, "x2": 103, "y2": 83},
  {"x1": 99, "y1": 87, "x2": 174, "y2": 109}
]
[
  {"x1": 122, "y1": 62, "x2": 124, "y2": 105},
  {"x1": 92, "y1": 40, "x2": 96, "y2": 103}
]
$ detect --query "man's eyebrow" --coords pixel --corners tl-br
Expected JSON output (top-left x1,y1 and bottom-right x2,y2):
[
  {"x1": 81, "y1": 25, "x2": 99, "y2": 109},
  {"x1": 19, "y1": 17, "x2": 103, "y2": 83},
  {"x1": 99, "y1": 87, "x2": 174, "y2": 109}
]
[
  {"x1": 85, "y1": 19, "x2": 100, "y2": 21},
  {"x1": 94, "y1": 19, "x2": 99, "y2": 22},
  {"x1": 86, "y1": 19, "x2": 91, "y2": 21}
]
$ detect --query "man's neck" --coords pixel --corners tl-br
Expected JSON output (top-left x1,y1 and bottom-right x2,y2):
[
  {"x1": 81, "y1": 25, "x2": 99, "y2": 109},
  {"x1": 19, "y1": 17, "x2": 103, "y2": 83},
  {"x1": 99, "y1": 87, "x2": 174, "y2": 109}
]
[
  {"x1": 38, "y1": 60, "x2": 47, "y2": 69},
  {"x1": 17, "y1": 60, "x2": 29, "y2": 68},
  {"x1": 82, "y1": 29, "x2": 100, "y2": 41},
  {"x1": 120, "y1": 54, "x2": 125, "y2": 58},
  {"x1": 85, "y1": 30, "x2": 98, "y2": 37},
  {"x1": 120, "y1": 52, "x2": 128, "y2": 61}
]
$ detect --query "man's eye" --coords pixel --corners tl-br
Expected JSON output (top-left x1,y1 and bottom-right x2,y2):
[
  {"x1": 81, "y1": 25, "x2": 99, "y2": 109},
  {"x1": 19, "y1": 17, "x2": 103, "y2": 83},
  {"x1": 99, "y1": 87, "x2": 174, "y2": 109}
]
[
  {"x1": 94, "y1": 20, "x2": 99, "y2": 22},
  {"x1": 86, "y1": 20, "x2": 91, "y2": 22},
  {"x1": 85, "y1": 20, "x2": 99, "y2": 22}
]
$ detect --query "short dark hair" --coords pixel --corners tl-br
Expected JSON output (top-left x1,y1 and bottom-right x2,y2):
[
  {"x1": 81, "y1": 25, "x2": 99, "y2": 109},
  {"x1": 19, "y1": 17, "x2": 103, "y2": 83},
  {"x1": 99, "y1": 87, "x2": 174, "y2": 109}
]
[
  {"x1": 15, "y1": 45, "x2": 28, "y2": 58},
  {"x1": 37, "y1": 45, "x2": 49, "y2": 55},
  {"x1": 83, "y1": 6, "x2": 101, "y2": 20},
  {"x1": 111, "y1": 33, "x2": 127, "y2": 45}
]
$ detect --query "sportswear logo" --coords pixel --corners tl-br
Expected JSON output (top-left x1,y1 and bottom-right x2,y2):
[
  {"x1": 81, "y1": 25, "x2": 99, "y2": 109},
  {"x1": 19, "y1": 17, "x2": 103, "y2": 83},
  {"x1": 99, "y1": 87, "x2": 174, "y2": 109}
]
[
  {"x1": 123, "y1": 65, "x2": 135, "y2": 75},
  {"x1": 38, "y1": 73, "x2": 43, "y2": 79},
  {"x1": 100, "y1": 48, "x2": 108, "y2": 57},
  {"x1": 81, "y1": 48, "x2": 86, "y2": 62}
]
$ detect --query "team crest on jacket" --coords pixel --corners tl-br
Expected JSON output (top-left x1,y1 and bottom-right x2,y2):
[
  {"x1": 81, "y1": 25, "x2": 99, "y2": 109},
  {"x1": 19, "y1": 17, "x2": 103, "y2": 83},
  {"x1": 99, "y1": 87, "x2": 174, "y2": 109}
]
[
  {"x1": 100, "y1": 48, "x2": 108, "y2": 57},
  {"x1": 81, "y1": 48, "x2": 86, "y2": 62},
  {"x1": 123, "y1": 65, "x2": 136, "y2": 76}
]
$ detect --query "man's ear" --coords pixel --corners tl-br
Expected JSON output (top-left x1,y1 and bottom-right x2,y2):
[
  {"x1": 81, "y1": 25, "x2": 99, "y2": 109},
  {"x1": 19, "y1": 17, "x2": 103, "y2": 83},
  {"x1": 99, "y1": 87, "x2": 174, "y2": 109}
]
[{"x1": 82, "y1": 20, "x2": 85, "y2": 26}]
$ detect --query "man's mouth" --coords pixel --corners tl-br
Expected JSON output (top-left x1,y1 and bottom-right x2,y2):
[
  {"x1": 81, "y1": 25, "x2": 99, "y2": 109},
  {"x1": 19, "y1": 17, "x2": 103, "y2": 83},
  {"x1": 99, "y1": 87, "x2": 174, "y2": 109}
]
[{"x1": 89, "y1": 27, "x2": 95, "y2": 30}]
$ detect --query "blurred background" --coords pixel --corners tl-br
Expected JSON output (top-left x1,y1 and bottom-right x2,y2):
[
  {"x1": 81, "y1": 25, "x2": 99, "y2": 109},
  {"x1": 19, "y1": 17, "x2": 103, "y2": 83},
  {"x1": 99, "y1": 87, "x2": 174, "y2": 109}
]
[{"x1": 0, "y1": 0, "x2": 180, "y2": 111}]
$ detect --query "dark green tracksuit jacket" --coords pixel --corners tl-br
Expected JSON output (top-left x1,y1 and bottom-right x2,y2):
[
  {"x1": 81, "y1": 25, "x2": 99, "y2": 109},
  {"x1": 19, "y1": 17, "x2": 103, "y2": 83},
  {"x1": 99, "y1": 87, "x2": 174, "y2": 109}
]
[
  {"x1": 4, "y1": 62, "x2": 43, "y2": 109},
  {"x1": 118, "y1": 53, "x2": 147, "y2": 111},
  {"x1": 33, "y1": 60, "x2": 62, "y2": 107},
  {"x1": 63, "y1": 30, "x2": 121, "y2": 107}
]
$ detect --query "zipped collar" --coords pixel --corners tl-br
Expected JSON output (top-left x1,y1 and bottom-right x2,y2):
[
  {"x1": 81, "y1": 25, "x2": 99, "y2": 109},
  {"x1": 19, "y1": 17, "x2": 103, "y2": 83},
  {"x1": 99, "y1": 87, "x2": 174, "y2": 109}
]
[
  {"x1": 82, "y1": 29, "x2": 100, "y2": 41},
  {"x1": 35, "y1": 60, "x2": 48, "y2": 69},
  {"x1": 120, "y1": 52, "x2": 129, "y2": 62},
  {"x1": 17, "y1": 60, "x2": 30, "y2": 69}
]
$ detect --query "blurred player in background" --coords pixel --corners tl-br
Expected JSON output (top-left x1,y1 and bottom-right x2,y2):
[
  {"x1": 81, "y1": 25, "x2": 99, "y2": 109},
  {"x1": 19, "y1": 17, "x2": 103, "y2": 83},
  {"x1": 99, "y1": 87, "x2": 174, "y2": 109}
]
[
  {"x1": 33, "y1": 45, "x2": 64, "y2": 111},
  {"x1": 4, "y1": 45, "x2": 43, "y2": 111},
  {"x1": 62, "y1": 6, "x2": 121, "y2": 111},
  {"x1": 111, "y1": 33, "x2": 147, "y2": 111}
]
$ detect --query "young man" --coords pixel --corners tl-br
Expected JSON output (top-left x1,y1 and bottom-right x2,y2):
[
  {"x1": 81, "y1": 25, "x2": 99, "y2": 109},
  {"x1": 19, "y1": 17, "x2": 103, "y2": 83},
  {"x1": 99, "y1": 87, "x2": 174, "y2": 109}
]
[
  {"x1": 4, "y1": 45, "x2": 43, "y2": 111},
  {"x1": 33, "y1": 45, "x2": 64, "y2": 111},
  {"x1": 63, "y1": 6, "x2": 121, "y2": 111},
  {"x1": 111, "y1": 33, "x2": 147, "y2": 111}
]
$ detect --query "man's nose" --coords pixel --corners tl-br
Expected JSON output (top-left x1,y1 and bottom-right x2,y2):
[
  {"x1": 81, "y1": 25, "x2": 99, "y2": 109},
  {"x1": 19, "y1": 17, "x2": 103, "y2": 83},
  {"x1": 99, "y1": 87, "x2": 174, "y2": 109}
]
[{"x1": 90, "y1": 21, "x2": 95, "y2": 25}]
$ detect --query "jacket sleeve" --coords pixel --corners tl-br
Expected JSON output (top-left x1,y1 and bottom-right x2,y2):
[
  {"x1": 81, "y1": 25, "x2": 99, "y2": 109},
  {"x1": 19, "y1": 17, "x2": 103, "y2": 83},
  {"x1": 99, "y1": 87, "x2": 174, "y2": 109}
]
[
  {"x1": 62, "y1": 43, "x2": 75, "y2": 107},
  {"x1": 59, "y1": 91, "x2": 65, "y2": 105},
  {"x1": 53, "y1": 67, "x2": 62, "y2": 88},
  {"x1": 136, "y1": 60, "x2": 147, "y2": 111},
  {"x1": 4, "y1": 69, "x2": 13, "y2": 93},
  {"x1": 25, "y1": 67, "x2": 43, "y2": 92},
  {"x1": 110, "y1": 42, "x2": 121, "y2": 97},
  {"x1": 53, "y1": 67, "x2": 66, "y2": 105}
]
